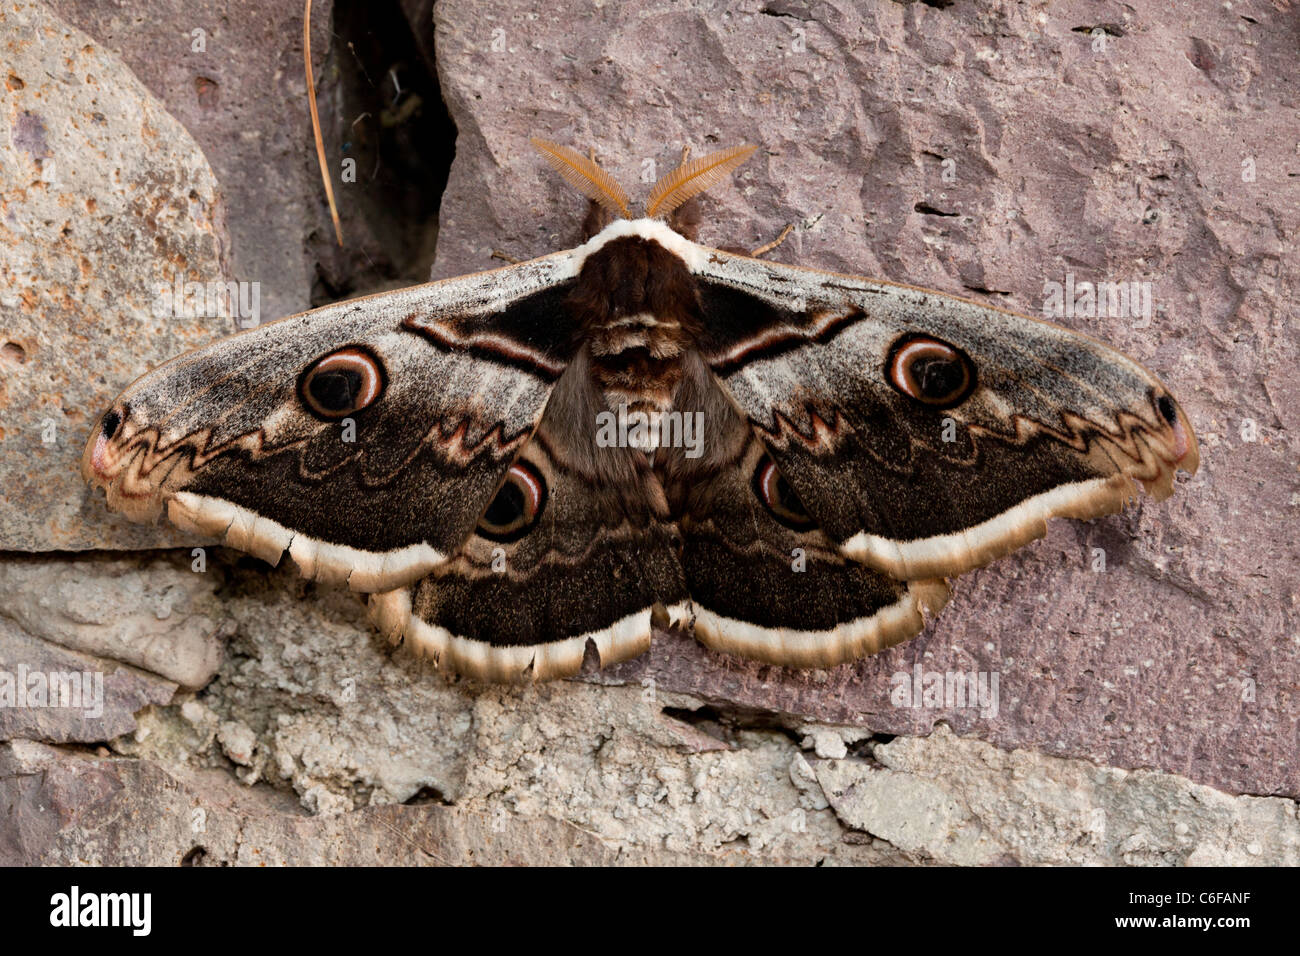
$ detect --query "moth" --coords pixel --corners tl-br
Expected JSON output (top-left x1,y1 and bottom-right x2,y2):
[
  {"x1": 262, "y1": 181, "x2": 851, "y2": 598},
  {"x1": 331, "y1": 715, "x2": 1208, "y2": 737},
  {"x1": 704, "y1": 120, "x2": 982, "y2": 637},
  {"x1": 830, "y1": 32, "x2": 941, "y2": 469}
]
[{"x1": 83, "y1": 140, "x2": 1199, "y2": 682}]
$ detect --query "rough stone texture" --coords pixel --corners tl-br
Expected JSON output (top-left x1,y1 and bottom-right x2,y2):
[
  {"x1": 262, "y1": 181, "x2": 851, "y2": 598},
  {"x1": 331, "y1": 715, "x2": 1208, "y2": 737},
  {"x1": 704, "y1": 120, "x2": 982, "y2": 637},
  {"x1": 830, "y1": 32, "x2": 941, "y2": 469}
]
[
  {"x1": 3, "y1": 554, "x2": 1293, "y2": 866},
  {"x1": 0, "y1": 620, "x2": 176, "y2": 744},
  {"x1": 0, "y1": 553, "x2": 227, "y2": 689},
  {"x1": 44, "y1": 0, "x2": 342, "y2": 324},
  {"x1": 0, "y1": 0, "x2": 231, "y2": 550},
  {"x1": 7, "y1": 690, "x2": 1298, "y2": 865},
  {"x1": 0, "y1": 0, "x2": 1296, "y2": 864},
  {"x1": 817, "y1": 724, "x2": 1300, "y2": 866},
  {"x1": 0, "y1": 739, "x2": 895, "y2": 866},
  {"x1": 434, "y1": 0, "x2": 1300, "y2": 799}
]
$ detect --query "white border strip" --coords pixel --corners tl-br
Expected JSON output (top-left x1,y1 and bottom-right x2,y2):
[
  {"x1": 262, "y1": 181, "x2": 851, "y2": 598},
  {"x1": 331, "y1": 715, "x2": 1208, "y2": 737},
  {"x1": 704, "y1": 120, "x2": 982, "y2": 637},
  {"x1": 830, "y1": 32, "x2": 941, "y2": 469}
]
[
  {"x1": 691, "y1": 582, "x2": 949, "y2": 669},
  {"x1": 840, "y1": 475, "x2": 1137, "y2": 580},
  {"x1": 168, "y1": 491, "x2": 446, "y2": 592},
  {"x1": 371, "y1": 590, "x2": 687, "y2": 682}
]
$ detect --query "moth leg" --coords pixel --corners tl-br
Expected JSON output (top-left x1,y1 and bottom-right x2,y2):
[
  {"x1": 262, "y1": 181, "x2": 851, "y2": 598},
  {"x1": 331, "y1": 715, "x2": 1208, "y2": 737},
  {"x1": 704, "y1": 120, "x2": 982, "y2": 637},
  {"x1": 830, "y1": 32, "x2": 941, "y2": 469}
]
[{"x1": 749, "y1": 223, "x2": 795, "y2": 258}]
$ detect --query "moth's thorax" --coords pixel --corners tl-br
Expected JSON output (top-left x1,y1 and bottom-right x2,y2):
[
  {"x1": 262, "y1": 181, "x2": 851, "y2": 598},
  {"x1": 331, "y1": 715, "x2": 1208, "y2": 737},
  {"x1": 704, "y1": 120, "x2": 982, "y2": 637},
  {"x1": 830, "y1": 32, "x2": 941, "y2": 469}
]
[{"x1": 570, "y1": 234, "x2": 701, "y2": 422}]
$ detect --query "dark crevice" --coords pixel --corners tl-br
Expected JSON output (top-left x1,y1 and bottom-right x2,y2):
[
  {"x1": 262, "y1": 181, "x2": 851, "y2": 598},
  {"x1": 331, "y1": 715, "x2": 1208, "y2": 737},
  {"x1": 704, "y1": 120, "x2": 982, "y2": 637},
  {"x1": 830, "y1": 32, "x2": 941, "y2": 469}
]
[
  {"x1": 662, "y1": 704, "x2": 725, "y2": 724},
  {"x1": 962, "y1": 284, "x2": 1011, "y2": 297},
  {"x1": 844, "y1": 732, "x2": 898, "y2": 765},
  {"x1": 914, "y1": 202, "x2": 957, "y2": 217},
  {"x1": 758, "y1": 3, "x2": 814, "y2": 23},
  {"x1": 403, "y1": 785, "x2": 452, "y2": 806},
  {"x1": 39, "y1": 740, "x2": 118, "y2": 756},
  {"x1": 660, "y1": 703, "x2": 803, "y2": 746},
  {"x1": 314, "y1": 0, "x2": 456, "y2": 304},
  {"x1": 1071, "y1": 24, "x2": 1125, "y2": 37},
  {"x1": 661, "y1": 704, "x2": 732, "y2": 746}
]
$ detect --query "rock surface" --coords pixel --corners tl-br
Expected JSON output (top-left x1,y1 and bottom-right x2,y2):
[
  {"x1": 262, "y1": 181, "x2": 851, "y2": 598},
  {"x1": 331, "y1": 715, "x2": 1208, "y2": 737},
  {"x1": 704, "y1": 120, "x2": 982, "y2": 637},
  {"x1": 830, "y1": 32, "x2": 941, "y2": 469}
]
[
  {"x1": 818, "y1": 724, "x2": 1300, "y2": 866},
  {"x1": 6, "y1": 696, "x2": 1298, "y2": 865},
  {"x1": 0, "y1": 0, "x2": 1296, "y2": 864},
  {"x1": 2, "y1": 552, "x2": 1292, "y2": 866},
  {"x1": 0, "y1": 553, "x2": 226, "y2": 689},
  {"x1": 0, "y1": 619, "x2": 176, "y2": 744},
  {"x1": 42, "y1": 0, "x2": 352, "y2": 324},
  {"x1": 0, "y1": 0, "x2": 231, "y2": 550}
]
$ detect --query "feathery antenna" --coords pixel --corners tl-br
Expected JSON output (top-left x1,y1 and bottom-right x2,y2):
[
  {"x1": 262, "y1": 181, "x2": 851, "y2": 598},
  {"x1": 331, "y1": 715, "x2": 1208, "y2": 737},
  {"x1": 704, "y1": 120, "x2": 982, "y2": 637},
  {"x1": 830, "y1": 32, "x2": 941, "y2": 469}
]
[
  {"x1": 530, "y1": 138, "x2": 632, "y2": 219},
  {"x1": 645, "y1": 144, "x2": 757, "y2": 218}
]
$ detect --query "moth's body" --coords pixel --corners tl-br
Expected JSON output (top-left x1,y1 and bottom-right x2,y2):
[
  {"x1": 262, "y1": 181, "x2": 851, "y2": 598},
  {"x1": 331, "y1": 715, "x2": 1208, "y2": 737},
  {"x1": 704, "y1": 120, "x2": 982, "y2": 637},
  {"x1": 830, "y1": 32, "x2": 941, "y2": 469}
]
[
  {"x1": 84, "y1": 144, "x2": 1198, "y2": 681},
  {"x1": 573, "y1": 228, "x2": 700, "y2": 455}
]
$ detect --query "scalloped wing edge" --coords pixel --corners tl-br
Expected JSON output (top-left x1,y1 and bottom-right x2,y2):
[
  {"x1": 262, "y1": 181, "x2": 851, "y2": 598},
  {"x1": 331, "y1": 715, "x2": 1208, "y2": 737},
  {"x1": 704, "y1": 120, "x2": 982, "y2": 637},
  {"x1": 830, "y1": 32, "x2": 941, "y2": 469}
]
[
  {"x1": 370, "y1": 588, "x2": 681, "y2": 682},
  {"x1": 685, "y1": 580, "x2": 950, "y2": 669},
  {"x1": 168, "y1": 491, "x2": 447, "y2": 592},
  {"x1": 839, "y1": 473, "x2": 1140, "y2": 581}
]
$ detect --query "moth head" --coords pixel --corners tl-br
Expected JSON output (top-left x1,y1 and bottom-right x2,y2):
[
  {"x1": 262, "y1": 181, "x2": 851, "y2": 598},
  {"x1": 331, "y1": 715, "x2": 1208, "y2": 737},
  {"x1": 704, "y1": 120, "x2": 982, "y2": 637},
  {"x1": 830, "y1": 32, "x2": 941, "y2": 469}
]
[{"x1": 530, "y1": 137, "x2": 757, "y2": 221}]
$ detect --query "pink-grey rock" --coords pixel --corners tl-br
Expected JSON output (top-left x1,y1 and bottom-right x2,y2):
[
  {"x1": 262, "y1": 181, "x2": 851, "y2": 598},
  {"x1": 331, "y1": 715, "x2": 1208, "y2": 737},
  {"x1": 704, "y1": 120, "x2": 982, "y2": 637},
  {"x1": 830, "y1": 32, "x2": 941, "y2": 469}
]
[
  {"x1": 43, "y1": 0, "x2": 347, "y2": 324},
  {"x1": 0, "y1": 736, "x2": 904, "y2": 866},
  {"x1": 815, "y1": 725, "x2": 1300, "y2": 865},
  {"x1": 0, "y1": 552, "x2": 227, "y2": 690},
  {"x1": 0, "y1": 0, "x2": 231, "y2": 550}
]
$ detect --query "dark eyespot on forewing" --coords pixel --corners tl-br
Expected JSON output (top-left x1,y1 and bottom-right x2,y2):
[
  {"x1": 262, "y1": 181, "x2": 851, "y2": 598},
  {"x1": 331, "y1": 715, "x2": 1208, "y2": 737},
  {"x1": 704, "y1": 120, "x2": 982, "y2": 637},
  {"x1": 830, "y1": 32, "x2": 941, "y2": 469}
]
[
  {"x1": 885, "y1": 334, "x2": 976, "y2": 408},
  {"x1": 752, "y1": 455, "x2": 815, "y2": 531},
  {"x1": 298, "y1": 346, "x2": 386, "y2": 419},
  {"x1": 476, "y1": 461, "x2": 546, "y2": 542}
]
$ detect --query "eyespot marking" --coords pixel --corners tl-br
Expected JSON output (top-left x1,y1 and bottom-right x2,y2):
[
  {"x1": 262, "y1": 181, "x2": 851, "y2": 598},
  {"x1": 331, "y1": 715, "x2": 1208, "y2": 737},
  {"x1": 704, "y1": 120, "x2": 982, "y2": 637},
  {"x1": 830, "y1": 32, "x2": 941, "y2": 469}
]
[
  {"x1": 477, "y1": 461, "x2": 547, "y2": 542},
  {"x1": 886, "y1": 334, "x2": 976, "y2": 408},
  {"x1": 299, "y1": 347, "x2": 385, "y2": 419},
  {"x1": 753, "y1": 455, "x2": 815, "y2": 531}
]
